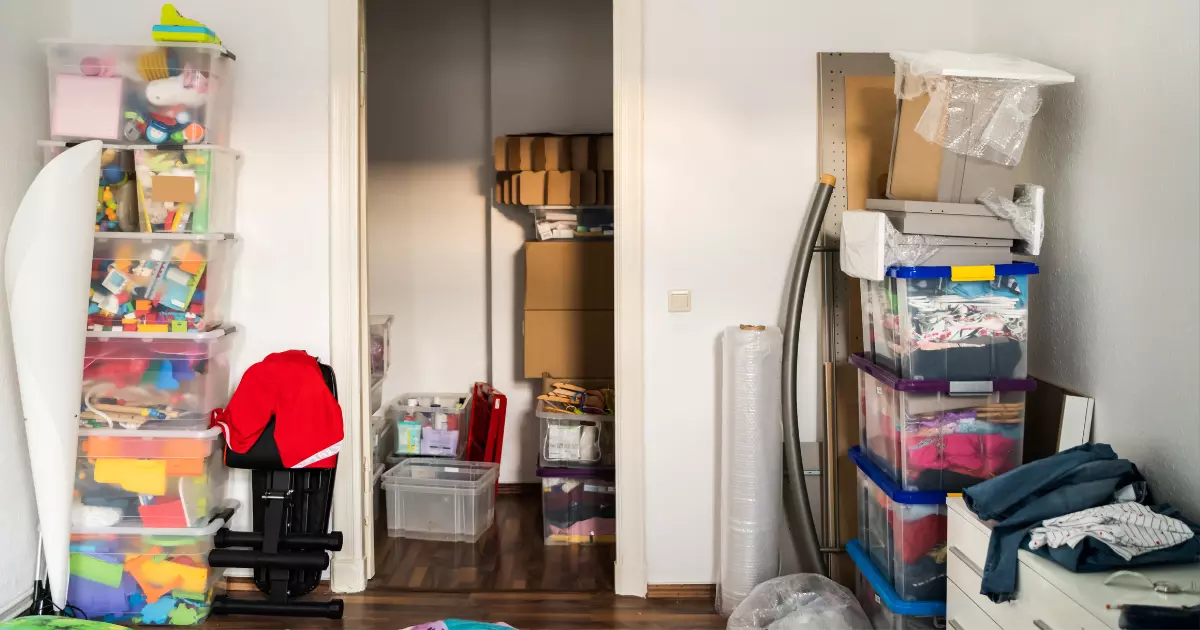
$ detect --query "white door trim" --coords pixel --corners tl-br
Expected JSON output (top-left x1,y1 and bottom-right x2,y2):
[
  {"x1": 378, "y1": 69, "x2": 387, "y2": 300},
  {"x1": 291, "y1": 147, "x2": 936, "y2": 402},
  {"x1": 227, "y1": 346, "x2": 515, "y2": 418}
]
[
  {"x1": 328, "y1": 0, "x2": 368, "y2": 594},
  {"x1": 612, "y1": 0, "x2": 647, "y2": 598},
  {"x1": 327, "y1": 0, "x2": 648, "y2": 596}
]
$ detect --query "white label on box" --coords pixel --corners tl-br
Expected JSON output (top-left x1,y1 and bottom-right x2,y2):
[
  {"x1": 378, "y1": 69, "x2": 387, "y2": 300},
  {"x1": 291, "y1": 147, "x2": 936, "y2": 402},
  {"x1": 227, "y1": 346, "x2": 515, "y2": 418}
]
[
  {"x1": 444, "y1": 467, "x2": 460, "y2": 473},
  {"x1": 583, "y1": 484, "x2": 615, "y2": 494},
  {"x1": 547, "y1": 424, "x2": 582, "y2": 461}
]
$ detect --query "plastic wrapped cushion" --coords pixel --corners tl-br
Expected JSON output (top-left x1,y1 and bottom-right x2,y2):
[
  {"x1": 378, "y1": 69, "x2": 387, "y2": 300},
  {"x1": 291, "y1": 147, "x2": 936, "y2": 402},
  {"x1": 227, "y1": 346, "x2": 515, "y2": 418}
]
[
  {"x1": 892, "y1": 51, "x2": 1074, "y2": 167},
  {"x1": 978, "y1": 184, "x2": 1044, "y2": 255},
  {"x1": 841, "y1": 210, "x2": 949, "y2": 281},
  {"x1": 727, "y1": 574, "x2": 872, "y2": 630}
]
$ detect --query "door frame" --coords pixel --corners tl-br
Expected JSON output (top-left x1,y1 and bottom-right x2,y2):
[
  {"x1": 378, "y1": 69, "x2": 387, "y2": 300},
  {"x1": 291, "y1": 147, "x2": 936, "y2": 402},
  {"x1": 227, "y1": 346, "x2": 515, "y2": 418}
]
[{"x1": 327, "y1": 0, "x2": 648, "y2": 596}]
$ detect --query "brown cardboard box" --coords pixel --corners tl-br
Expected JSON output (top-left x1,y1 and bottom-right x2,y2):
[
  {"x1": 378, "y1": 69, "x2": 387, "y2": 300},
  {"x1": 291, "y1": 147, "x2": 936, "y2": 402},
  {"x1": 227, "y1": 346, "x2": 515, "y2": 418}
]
[
  {"x1": 493, "y1": 136, "x2": 509, "y2": 171},
  {"x1": 597, "y1": 134, "x2": 614, "y2": 170},
  {"x1": 523, "y1": 310, "x2": 614, "y2": 378},
  {"x1": 570, "y1": 135, "x2": 593, "y2": 170},
  {"x1": 534, "y1": 137, "x2": 572, "y2": 171},
  {"x1": 525, "y1": 241, "x2": 614, "y2": 310},
  {"x1": 547, "y1": 171, "x2": 597, "y2": 206},
  {"x1": 507, "y1": 136, "x2": 535, "y2": 171},
  {"x1": 599, "y1": 170, "x2": 614, "y2": 205},
  {"x1": 518, "y1": 171, "x2": 548, "y2": 205}
]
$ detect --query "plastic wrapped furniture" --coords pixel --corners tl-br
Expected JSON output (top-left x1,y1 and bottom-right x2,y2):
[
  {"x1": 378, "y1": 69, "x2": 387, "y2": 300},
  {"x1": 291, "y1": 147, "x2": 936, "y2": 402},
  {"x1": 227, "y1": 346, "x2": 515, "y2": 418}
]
[
  {"x1": 852, "y1": 447, "x2": 947, "y2": 602},
  {"x1": 848, "y1": 539, "x2": 945, "y2": 630},
  {"x1": 853, "y1": 354, "x2": 1033, "y2": 492},
  {"x1": 207, "y1": 361, "x2": 344, "y2": 619},
  {"x1": 726, "y1": 574, "x2": 871, "y2": 630},
  {"x1": 840, "y1": 210, "x2": 1013, "y2": 282}
]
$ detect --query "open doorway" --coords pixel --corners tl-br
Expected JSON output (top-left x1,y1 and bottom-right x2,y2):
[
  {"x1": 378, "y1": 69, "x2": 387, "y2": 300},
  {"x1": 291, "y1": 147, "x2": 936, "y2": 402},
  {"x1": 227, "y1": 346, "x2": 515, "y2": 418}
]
[{"x1": 360, "y1": 0, "x2": 617, "y2": 593}]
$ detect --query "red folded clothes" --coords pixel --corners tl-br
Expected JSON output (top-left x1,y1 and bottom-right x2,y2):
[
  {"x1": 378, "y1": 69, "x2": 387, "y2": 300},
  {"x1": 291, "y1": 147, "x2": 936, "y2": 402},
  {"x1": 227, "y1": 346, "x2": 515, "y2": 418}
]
[{"x1": 212, "y1": 350, "x2": 344, "y2": 468}]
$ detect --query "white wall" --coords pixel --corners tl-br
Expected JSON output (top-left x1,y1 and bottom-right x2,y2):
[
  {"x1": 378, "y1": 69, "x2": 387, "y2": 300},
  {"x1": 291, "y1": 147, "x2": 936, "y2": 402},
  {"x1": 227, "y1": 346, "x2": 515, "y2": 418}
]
[
  {"x1": 641, "y1": 0, "x2": 978, "y2": 584},
  {"x1": 366, "y1": 0, "x2": 491, "y2": 404},
  {"x1": 0, "y1": 0, "x2": 72, "y2": 612},
  {"x1": 974, "y1": 1, "x2": 1200, "y2": 518},
  {"x1": 69, "y1": 0, "x2": 333, "y2": 534}
]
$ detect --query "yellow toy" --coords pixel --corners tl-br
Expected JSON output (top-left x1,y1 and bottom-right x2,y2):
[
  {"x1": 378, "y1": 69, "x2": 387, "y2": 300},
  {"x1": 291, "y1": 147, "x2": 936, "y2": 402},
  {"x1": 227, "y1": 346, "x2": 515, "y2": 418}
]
[
  {"x1": 152, "y1": 4, "x2": 222, "y2": 46},
  {"x1": 93, "y1": 458, "x2": 168, "y2": 495}
]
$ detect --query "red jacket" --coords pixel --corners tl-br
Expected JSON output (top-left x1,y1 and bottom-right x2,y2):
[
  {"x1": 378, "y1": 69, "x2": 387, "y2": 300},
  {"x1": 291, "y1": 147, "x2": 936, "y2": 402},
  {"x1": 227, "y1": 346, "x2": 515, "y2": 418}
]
[{"x1": 212, "y1": 350, "x2": 343, "y2": 468}]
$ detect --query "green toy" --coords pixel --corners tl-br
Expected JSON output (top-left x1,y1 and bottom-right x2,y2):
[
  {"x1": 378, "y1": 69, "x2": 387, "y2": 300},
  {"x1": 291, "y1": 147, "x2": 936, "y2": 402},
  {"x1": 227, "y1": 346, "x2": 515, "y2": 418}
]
[{"x1": 68, "y1": 554, "x2": 124, "y2": 588}]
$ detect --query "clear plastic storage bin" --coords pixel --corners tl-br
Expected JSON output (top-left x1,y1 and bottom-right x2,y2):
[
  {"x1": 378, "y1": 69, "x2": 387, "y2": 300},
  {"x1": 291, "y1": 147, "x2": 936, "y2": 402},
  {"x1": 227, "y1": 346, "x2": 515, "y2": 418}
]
[
  {"x1": 82, "y1": 327, "x2": 236, "y2": 429},
  {"x1": 89, "y1": 232, "x2": 233, "y2": 333},
  {"x1": 538, "y1": 464, "x2": 615, "y2": 545},
  {"x1": 67, "y1": 506, "x2": 234, "y2": 625},
  {"x1": 74, "y1": 426, "x2": 226, "y2": 529},
  {"x1": 41, "y1": 141, "x2": 139, "y2": 232},
  {"x1": 386, "y1": 393, "x2": 470, "y2": 458},
  {"x1": 370, "y1": 377, "x2": 383, "y2": 415},
  {"x1": 852, "y1": 447, "x2": 946, "y2": 603},
  {"x1": 369, "y1": 314, "x2": 393, "y2": 383},
  {"x1": 371, "y1": 414, "x2": 394, "y2": 469},
  {"x1": 382, "y1": 459, "x2": 499, "y2": 542},
  {"x1": 860, "y1": 262, "x2": 1038, "y2": 381},
  {"x1": 853, "y1": 353, "x2": 1032, "y2": 492},
  {"x1": 848, "y1": 539, "x2": 945, "y2": 630},
  {"x1": 134, "y1": 146, "x2": 239, "y2": 233},
  {"x1": 537, "y1": 400, "x2": 614, "y2": 468},
  {"x1": 45, "y1": 41, "x2": 234, "y2": 145}
]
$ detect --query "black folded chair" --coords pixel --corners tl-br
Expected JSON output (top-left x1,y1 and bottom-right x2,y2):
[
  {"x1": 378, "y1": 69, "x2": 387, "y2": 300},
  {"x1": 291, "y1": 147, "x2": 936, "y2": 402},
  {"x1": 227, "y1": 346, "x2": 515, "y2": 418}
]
[{"x1": 208, "y1": 361, "x2": 345, "y2": 619}]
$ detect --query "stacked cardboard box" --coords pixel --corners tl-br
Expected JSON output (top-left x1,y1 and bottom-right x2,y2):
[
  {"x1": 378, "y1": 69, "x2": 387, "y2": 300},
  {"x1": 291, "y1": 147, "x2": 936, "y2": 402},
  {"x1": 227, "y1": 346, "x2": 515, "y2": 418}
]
[
  {"x1": 494, "y1": 134, "x2": 614, "y2": 206},
  {"x1": 523, "y1": 241, "x2": 613, "y2": 378}
]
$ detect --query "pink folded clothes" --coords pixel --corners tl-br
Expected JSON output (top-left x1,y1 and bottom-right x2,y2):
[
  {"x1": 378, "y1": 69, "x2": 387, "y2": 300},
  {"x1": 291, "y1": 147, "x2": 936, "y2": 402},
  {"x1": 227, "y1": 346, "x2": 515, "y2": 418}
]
[
  {"x1": 907, "y1": 432, "x2": 1017, "y2": 477},
  {"x1": 550, "y1": 516, "x2": 616, "y2": 537}
]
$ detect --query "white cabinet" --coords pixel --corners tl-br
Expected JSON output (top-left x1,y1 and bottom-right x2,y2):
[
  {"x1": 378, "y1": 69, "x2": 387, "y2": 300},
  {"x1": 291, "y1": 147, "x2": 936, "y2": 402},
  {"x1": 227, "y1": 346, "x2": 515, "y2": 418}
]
[{"x1": 946, "y1": 496, "x2": 1200, "y2": 630}]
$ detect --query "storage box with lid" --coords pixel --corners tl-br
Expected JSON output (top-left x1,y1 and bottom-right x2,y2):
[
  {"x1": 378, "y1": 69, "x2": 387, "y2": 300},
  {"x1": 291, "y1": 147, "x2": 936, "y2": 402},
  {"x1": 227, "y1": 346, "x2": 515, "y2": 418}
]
[
  {"x1": 848, "y1": 539, "x2": 946, "y2": 630},
  {"x1": 81, "y1": 327, "x2": 236, "y2": 428},
  {"x1": 74, "y1": 426, "x2": 226, "y2": 529},
  {"x1": 853, "y1": 353, "x2": 1032, "y2": 492},
  {"x1": 66, "y1": 504, "x2": 235, "y2": 625},
  {"x1": 89, "y1": 232, "x2": 233, "y2": 333},
  {"x1": 852, "y1": 446, "x2": 947, "y2": 603},
  {"x1": 538, "y1": 462, "x2": 615, "y2": 545},
  {"x1": 44, "y1": 41, "x2": 235, "y2": 146},
  {"x1": 369, "y1": 314, "x2": 393, "y2": 383},
  {"x1": 537, "y1": 399, "x2": 614, "y2": 468},
  {"x1": 381, "y1": 459, "x2": 499, "y2": 542},
  {"x1": 860, "y1": 262, "x2": 1038, "y2": 381},
  {"x1": 133, "y1": 145, "x2": 240, "y2": 233},
  {"x1": 386, "y1": 393, "x2": 469, "y2": 457}
]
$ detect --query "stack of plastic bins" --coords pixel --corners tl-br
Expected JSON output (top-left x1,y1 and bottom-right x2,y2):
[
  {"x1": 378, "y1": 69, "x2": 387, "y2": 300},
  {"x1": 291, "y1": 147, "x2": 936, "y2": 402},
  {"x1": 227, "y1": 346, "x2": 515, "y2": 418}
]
[
  {"x1": 368, "y1": 315, "x2": 393, "y2": 414},
  {"x1": 848, "y1": 539, "x2": 945, "y2": 630},
  {"x1": 536, "y1": 400, "x2": 615, "y2": 468},
  {"x1": 381, "y1": 459, "x2": 499, "y2": 541},
  {"x1": 852, "y1": 353, "x2": 1034, "y2": 493},
  {"x1": 387, "y1": 393, "x2": 470, "y2": 458},
  {"x1": 852, "y1": 446, "x2": 947, "y2": 603},
  {"x1": 859, "y1": 262, "x2": 1039, "y2": 381},
  {"x1": 537, "y1": 462, "x2": 615, "y2": 545},
  {"x1": 67, "y1": 505, "x2": 237, "y2": 625}
]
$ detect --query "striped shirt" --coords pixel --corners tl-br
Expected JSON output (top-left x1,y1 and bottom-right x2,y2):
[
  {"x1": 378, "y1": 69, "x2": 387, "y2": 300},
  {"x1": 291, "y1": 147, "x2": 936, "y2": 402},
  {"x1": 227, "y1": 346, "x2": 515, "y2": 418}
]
[{"x1": 1028, "y1": 503, "x2": 1194, "y2": 561}]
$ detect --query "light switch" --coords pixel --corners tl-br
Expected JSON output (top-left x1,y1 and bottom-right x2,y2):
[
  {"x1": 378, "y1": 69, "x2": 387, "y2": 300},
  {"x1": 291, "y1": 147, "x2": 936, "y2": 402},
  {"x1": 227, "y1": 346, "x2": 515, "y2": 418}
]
[{"x1": 668, "y1": 290, "x2": 691, "y2": 312}]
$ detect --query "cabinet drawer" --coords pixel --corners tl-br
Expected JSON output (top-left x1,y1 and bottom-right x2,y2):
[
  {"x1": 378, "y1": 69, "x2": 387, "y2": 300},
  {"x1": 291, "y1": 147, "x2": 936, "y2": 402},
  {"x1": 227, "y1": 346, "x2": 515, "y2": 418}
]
[
  {"x1": 948, "y1": 545, "x2": 1029, "y2": 630},
  {"x1": 947, "y1": 505, "x2": 992, "y2": 572},
  {"x1": 1015, "y1": 564, "x2": 1109, "y2": 630},
  {"x1": 948, "y1": 580, "x2": 1003, "y2": 630}
]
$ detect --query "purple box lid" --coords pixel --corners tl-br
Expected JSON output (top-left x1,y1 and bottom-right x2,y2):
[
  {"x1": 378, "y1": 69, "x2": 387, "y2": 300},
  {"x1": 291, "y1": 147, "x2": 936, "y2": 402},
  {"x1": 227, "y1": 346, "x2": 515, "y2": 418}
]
[
  {"x1": 536, "y1": 464, "x2": 616, "y2": 481},
  {"x1": 849, "y1": 353, "x2": 1036, "y2": 393}
]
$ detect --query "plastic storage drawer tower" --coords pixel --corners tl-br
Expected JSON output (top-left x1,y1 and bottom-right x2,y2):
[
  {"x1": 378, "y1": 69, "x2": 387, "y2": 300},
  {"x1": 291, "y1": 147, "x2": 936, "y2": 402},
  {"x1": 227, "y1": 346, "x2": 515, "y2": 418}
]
[{"x1": 44, "y1": 39, "x2": 243, "y2": 625}]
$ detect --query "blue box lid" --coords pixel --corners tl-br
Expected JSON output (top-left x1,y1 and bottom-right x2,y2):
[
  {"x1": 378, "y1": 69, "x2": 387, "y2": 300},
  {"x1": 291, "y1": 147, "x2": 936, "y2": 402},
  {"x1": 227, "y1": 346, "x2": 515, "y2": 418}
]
[
  {"x1": 886, "y1": 261, "x2": 1039, "y2": 279},
  {"x1": 848, "y1": 539, "x2": 946, "y2": 617},
  {"x1": 850, "y1": 446, "x2": 947, "y2": 505}
]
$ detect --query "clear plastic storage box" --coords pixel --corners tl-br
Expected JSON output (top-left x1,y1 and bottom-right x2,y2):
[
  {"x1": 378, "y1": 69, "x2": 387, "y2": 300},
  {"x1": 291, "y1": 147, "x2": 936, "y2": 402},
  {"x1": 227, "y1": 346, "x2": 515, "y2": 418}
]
[
  {"x1": 371, "y1": 414, "x2": 394, "y2": 469},
  {"x1": 89, "y1": 232, "x2": 233, "y2": 333},
  {"x1": 538, "y1": 463, "x2": 615, "y2": 545},
  {"x1": 74, "y1": 426, "x2": 226, "y2": 529},
  {"x1": 852, "y1": 446, "x2": 946, "y2": 603},
  {"x1": 134, "y1": 146, "x2": 239, "y2": 233},
  {"x1": 382, "y1": 459, "x2": 499, "y2": 542},
  {"x1": 41, "y1": 141, "x2": 139, "y2": 232},
  {"x1": 537, "y1": 400, "x2": 614, "y2": 468},
  {"x1": 853, "y1": 353, "x2": 1032, "y2": 492},
  {"x1": 67, "y1": 506, "x2": 234, "y2": 625},
  {"x1": 848, "y1": 539, "x2": 946, "y2": 630},
  {"x1": 860, "y1": 262, "x2": 1038, "y2": 381},
  {"x1": 82, "y1": 327, "x2": 236, "y2": 429},
  {"x1": 369, "y1": 314, "x2": 393, "y2": 383},
  {"x1": 45, "y1": 41, "x2": 234, "y2": 145},
  {"x1": 386, "y1": 393, "x2": 470, "y2": 458}
]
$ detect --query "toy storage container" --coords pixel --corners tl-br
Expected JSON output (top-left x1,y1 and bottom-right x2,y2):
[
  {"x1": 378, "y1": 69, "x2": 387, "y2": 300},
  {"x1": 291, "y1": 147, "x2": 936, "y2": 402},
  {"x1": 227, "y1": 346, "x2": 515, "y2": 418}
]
[
  {"x1": 852, "y1": 446, "x2": 947, "y2": 603},
  {"x1": 67, "y1": 505, "x2": 234, "y2": 625},
  {"x1": 386, "y1": 393, "x2": 470, "y2": 458},
  {"x1": 369, "y1": 314, "x2": 393, "y2": 383},
  {"x1": 371, "y1": 414, "x2": 394, "y2": 470},
  {"x1": 536, "y1": 400, "x2": 614, "y2": 468},
  {"x1": 848, "y1": 539, "x2": 946, "y2": 630},
  {"x1": 89, "y1": 232, "x2": 233, "y2": 333},
  {"x1": 41, "y1": 141, "x2": 139, "y2": 232},
  {"x1": 370, "y1": 377, "x2": 384, "y2": 415},
  {"x1": 74, "y1": 426, "x2": 226, "y2": 529},
  {"x1": 133, "y1": 146, "x2": 239, "y2": 233},
  {"x1": 44, "y1": 41, "x2": 234, "y2": 146},
  {"x1": 853, "y1": 353, "x2": 1033, "y2": 492},
  {"x1": 381, "y1": 459, "x2": 499, "y2": 542},
  {"x1": 82, "y1": 327, "x2": 236, "y2": 429},
  {"x1": 860, "y1": 262, "x2": 1038, "y2": 381},
  {"x1": 538, "y1": 463, "x2": 615, "y2": 545}
]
